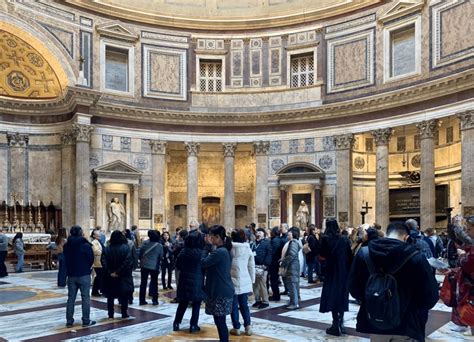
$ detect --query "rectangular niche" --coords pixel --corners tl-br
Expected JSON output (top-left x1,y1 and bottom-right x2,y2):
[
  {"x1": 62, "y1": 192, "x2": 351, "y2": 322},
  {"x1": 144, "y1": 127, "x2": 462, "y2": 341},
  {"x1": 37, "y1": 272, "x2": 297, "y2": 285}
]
[
  {"x1": 100, "y1": 39, "x2": 135, "y2": 95},
  {"x1": 143, "y1": 44, "x2": 187, "y2": 101}
]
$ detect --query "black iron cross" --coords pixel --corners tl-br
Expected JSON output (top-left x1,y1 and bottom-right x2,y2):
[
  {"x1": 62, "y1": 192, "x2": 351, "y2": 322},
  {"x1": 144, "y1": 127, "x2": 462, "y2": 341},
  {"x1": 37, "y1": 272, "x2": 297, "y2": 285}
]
[{"x1": 360, "y1": 202, "x2": 372, "y2": 224}]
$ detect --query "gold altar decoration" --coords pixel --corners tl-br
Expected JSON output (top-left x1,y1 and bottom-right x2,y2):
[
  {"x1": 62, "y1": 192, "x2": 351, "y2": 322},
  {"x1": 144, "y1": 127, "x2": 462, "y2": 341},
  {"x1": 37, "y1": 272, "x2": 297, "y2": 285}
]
[{"x1": 0, "y1": 24, "x2": 67, "y2": 99}]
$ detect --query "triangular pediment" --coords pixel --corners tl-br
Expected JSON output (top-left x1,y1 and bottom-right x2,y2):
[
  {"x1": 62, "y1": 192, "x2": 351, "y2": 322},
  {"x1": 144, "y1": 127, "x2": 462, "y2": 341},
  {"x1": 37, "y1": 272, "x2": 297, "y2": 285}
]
[
  {"x1": 94, "y1": 160, "x2": 142, "y2": 175},
  {"x1": 379, "y1": 0, "x2": 425, "y2": 23},
  {"x1": 96, "y1": 22, "x2": 138, "y2": 42}
]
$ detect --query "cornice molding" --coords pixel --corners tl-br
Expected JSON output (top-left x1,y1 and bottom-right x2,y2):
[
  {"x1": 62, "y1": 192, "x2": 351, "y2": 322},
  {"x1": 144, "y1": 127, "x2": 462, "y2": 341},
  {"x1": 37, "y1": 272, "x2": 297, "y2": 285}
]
[{"x1": 0, "y1": 70, "x2": 472, "y2": 129}]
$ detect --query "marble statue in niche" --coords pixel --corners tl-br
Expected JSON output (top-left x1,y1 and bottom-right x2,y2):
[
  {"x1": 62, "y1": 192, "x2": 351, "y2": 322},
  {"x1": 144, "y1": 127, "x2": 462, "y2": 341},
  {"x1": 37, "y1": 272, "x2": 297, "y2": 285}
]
[
  {"x1": 107, "y1": 197, "x2": 126, "y2": 231},
  {"x1": 295, "y1": 200, "x2": 309, "y2": 229}
]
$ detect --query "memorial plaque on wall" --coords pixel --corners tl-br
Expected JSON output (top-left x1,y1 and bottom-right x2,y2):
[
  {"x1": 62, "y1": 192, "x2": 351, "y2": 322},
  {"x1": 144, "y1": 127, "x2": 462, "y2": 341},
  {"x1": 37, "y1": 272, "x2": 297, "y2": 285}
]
[
  {"x1": 270, "y1": 198, "x2": 280, "y2": 218},
  {"x1": 139, "y1": 198, "x2": 151, "y2": 219},
  {"x1": 258, "y1": 213, "x2": 267, "y2": 224},
  {"x1": 389, "y1": 185, "x2": 448, "y2": 216}
]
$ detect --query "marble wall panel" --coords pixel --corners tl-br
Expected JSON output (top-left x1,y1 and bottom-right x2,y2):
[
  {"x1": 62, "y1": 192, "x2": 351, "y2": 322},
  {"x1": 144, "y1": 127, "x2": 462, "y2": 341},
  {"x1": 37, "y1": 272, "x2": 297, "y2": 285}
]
[
  {"x1": 333, "y1": 39, "x2": 367, "y2": 85},
  {"x1": 143, "y1": 45, "x2": 187, "y2": 100},
  {"x1": 28, "y1": 135, "x2": 60, "y2": 145},
  {"x1": 28, "y1": 150, "x2": 61, "y2": 204},
  {"x1": 352, "y1": 184, "x2": 376, "y2": 226}
]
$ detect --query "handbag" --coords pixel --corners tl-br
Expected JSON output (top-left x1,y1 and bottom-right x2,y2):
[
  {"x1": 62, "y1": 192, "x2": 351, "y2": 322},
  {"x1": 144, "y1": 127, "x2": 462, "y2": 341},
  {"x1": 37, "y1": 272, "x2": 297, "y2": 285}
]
[
  {"x1": 303, "y1": 242, "x2": 311, "y2": 255},
  {"x1": 440, "y1": 268, "x2": 459, "y2": 307}
]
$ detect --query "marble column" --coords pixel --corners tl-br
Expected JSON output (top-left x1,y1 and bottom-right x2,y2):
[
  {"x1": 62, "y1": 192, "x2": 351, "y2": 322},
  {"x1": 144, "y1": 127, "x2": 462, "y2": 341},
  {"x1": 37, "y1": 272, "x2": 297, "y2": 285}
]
[
  {"x1": 95, "y1": 183, "x2": 103, "y2": 228},
  {"x1": 335, "y1": 134, "x2": 355, "y2": 228},
  {"x1": 314, "y1": 186, "x2": 323, "y2": 229},
  {"x1": 132, "y1": 184, "x2": 139, "y2": 227},
  {"x1": 7, "y1": 133, "x2": 29, "y2": 202},
  {"x1": 223, "y1": 143, "x2": 237, "y2": 230},
  {"x1": 72, "y1": 123, "x2": 94, "y2": 234},
  {"x1": 458, "y1": 110, "x2": 474, "y2": 217},
  {"x1": 185, "y1": 142, "x2": 200, "y2": 226},
  {"x1": 150, "y1": 140, "x2": 167, "y2": 230},
  {"x1": 254, "y1": 141, "x2": 270, "y2": 228},
  {"x1": 417, "y1": 119, "x2": 440, "y2": 229},
  {"x1": 371, "y1": 128, "x2": 393, "y2": 230},
  {"x1": 280, "y1": 186, "x2": 288, "y2": 224},
  {"x1": 61, "y1": 131, "x2": 75, "y2": 228}
]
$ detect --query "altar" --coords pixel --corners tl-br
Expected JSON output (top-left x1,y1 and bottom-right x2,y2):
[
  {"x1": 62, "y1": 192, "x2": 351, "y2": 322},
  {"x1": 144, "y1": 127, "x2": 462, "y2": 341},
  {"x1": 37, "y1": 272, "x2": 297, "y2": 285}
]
[{"x1": 5, "y1": 233, "x2": 51, "y2": 271}]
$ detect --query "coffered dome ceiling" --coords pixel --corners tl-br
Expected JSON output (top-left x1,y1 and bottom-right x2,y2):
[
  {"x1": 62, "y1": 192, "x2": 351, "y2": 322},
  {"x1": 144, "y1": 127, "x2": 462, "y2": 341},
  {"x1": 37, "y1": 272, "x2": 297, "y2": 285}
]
[
  {"x1": 0, "y1": 30, "x2": 64, "y2": 99},
  {"x1": 65, "y1": 0, "x2": 382, "y2": 30}
]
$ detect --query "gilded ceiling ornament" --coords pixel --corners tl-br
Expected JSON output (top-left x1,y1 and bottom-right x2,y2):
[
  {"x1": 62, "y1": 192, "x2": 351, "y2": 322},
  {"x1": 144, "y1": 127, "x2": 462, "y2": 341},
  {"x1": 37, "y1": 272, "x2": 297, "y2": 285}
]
[
  {"x1": 0, "y1": 29, "x2": 62, "y2": 98},
  {"x1": 416, "y1": 119, "x2": 440, "y2": 139},
  {"x1": 371, "y1": 128, "x2": 393, "y2": 146},
  {"x1": 222, "y1": 143, "x2": 237, "y2": 157}
]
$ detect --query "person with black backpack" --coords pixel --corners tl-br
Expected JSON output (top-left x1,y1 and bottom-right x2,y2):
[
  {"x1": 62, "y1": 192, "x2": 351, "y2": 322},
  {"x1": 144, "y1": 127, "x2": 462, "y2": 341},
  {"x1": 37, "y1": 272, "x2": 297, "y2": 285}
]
[{"x1": 348, "y1": 221, "x2": 439, "y2": 342}]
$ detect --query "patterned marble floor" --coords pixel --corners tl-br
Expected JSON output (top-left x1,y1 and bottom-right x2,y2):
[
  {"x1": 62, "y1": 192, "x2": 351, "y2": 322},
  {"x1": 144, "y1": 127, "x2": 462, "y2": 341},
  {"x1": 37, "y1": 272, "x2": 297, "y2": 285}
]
[{"x1": 0, "y1": 271, "x2": 470, "y2": 341}]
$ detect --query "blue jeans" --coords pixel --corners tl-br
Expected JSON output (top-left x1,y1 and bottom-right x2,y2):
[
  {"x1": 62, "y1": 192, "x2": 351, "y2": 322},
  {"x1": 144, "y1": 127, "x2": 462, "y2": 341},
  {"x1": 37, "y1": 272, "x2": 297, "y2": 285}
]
[
  {"x1": 57, "y1": 253, "x2": 67, "y2": 287},
  {"x1": 231, "y1": 293, "x2": 251, "y2": 329},
  {"x1": 15, "y1": 253, "x2": 24, "y2": 272},
  {"x1": 66, "y1": 275, "x2": 92, "y2": 325},
  {"x1": 283, "y1": 278, "x2": 299, "y2": 307}
]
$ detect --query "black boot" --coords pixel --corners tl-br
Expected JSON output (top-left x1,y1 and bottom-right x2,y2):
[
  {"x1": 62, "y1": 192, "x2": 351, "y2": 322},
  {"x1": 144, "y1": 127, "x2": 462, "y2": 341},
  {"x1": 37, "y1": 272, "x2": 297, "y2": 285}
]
[
  {"x1": 173, "y1": 322, "x2": 180, "y2": 331},
  {"x1": 189, "y1": 324, "x2": 201, "y2": 333},
  {"x1": 326, "y1": 319, "x2": 341, "y2": 336},
  {"x1": 339, "y1": 312, "x2": 346, "y2": 334}
]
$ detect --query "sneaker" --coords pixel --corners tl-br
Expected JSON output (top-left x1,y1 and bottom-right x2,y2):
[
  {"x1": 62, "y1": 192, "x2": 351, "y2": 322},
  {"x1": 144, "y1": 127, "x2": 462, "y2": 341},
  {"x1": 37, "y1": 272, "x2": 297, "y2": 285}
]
[
  {"x1": 82, "y1": 320, "x2": 96, "y2": 327},
  {"x1": 451, "y1": 325, "x2": 468, "y2": 333},
  {"x1": 252, "y1": 301, "x2": 262, "y2": 308},
  {"x1": 230, "y1": 328, "x2": 241, "y2": 336},
  {"x1": 258, "y1": 303, "x2": 269, "y2": 309},
  {"x1": 245, "y1": 325, "x2": 253, "y2": 336},
  {"x1": 286, "y1": 304, "x2": 299, "y2": 310}
]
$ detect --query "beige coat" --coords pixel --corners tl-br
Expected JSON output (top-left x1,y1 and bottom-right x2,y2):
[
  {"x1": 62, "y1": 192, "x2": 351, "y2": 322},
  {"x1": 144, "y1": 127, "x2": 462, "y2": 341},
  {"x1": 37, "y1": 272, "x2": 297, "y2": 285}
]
[{"x1": 92, "y1": 239, "x2": 102, "y2": 268}]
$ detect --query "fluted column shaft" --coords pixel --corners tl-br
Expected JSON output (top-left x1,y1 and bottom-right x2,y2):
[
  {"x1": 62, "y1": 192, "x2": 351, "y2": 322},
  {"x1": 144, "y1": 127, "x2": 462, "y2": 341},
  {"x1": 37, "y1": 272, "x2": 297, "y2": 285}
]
[
  {"x1": 223, "y1": 143, "x2": 237, "y2": 229},
  {"x1": 7, "y1": 133, "x2": 29, "y2": 202},
  {"x1": 254, "y1": 141, "x2": 270, "y2": 228},
  {"x1": 417, "y1": 120, "x2": 439, "y2": 229},
  {"x1": 185, "y1": 142, "x2": 200, "y2": 226},
  {"x1": 372, "y1": 129, "x2": 393, "y2": 231},
  {"x1": 335, "y1": 134, "x2": 354, "y2": 228},
  {"x1": 459, "y1": 111, "x2": 474, "y2": 216},
  {"x1": 150, "y1": 140, "x2": 167, "y2": 230},
  {"x1": 61, "y1": 132, "x2": 75, "y2": 228},
  {"x1": 72, "y1": 123, "x2": 94, "y2": 234}
]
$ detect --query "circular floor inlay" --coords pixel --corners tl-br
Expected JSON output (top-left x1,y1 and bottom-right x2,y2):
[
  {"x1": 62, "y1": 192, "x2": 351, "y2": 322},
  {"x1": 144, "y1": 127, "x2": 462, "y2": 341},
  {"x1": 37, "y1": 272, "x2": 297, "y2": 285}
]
[{"x1": 0, "y1": 290, "x2": 37, "y2": 303}]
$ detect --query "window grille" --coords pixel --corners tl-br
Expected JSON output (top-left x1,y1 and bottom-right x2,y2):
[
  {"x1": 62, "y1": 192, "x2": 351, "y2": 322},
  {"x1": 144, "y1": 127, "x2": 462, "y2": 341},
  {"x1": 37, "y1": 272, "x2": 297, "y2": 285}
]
[
  {"x1": 291, "y1": 54, "x2": 314, "y2": 88},
  {"x1": 199, "y1": 61, "x2": 223, "y2": 92}
]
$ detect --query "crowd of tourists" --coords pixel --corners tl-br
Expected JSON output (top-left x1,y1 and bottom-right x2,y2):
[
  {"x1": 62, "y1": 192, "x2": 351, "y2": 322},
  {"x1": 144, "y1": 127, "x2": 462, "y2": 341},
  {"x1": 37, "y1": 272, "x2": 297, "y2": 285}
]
[{"x1": 0, "y1": 215, "x2": 473, "y2": 341}]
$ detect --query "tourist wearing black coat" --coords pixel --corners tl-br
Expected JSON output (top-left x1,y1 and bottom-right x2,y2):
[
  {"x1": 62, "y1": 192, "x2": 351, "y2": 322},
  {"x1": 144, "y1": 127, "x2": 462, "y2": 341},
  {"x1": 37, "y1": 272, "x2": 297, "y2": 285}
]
[
  {"x1": 319, "y1": 219, "x2": 352, "y2": 336},
  {"x1": 269, "y1": 227, "x2": 285, "y2": 301},
  {"x1": 173, "y1": 232, "x2": 205, "y2": 333},
  {"x1": 305, "y1": 225, "x2": 320, "y2": 283},
  {"x1": 101, "y1": 231, "x2": 134, "y2": 319}
]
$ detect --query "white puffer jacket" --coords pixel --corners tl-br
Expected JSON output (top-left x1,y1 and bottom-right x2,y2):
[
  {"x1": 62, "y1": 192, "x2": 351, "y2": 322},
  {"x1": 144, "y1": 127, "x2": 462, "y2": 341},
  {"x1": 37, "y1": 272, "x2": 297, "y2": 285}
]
[{"x1": 230, "y1": 242, "x2": 256, "y2": 295}]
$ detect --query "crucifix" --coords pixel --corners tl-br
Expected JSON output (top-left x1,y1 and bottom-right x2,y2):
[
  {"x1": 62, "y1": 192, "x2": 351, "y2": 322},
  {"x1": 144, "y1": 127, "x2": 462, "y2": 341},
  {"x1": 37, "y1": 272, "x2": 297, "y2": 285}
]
[{"x1": 360, "y1": 201, "x2": 372, "y2": 224}]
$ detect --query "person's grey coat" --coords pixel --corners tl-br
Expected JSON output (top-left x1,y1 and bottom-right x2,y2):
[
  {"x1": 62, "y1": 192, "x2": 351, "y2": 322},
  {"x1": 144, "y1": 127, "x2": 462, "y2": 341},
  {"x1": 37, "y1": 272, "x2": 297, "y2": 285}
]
[
  {"x1": 280, "y1": 239, "x2": 301, "y2": 283},
  {"x1": 139, "y1": 240, "x2": 164, "y2": 271}
]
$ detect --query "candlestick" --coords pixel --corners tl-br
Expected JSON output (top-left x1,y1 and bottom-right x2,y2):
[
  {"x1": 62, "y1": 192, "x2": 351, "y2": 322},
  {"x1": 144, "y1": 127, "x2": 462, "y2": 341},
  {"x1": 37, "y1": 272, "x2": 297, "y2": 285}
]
[
  {"x1": 3, "y1": 201, "x2": 10, "y2": 230},
  {"x1": 28, "y1": 204, "x2": 34, "y2": 232},
  {"x1": 20, "y1": 204, "x2": 27, "y2": 232},
  {"x1": 36, "y1": 206, "x2": 44, "y2": 233},
  {"x1": 13, "y1": 201, "x2": 19, "y2": 232}
]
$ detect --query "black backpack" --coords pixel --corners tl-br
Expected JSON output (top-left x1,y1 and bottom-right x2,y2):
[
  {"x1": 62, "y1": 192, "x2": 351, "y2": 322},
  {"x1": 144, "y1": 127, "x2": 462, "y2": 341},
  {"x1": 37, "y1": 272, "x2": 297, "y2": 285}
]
[{"x1": 361, "y1": 246, "x2": 418, "y2": 330}]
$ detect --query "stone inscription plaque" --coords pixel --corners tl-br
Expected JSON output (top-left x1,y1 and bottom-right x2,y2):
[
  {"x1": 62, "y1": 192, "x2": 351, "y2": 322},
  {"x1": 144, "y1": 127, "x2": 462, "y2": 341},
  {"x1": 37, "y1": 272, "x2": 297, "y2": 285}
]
[
  {"x1": 389, "y1": 185, "x2": 448, "y2": 216},
  {"x1": 139, "y1": 198, "x2": 151, "y2": 219}
]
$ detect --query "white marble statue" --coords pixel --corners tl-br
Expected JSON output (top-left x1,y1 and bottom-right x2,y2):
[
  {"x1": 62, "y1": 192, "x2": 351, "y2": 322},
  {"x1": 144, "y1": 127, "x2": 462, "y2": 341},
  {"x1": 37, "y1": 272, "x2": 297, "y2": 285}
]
[
  {"x1": 107, "y1": 197, "x2": 126, "y2": 231},
  {"x1": 296, "y1": 200, "x2": 310, "y2": 229}
]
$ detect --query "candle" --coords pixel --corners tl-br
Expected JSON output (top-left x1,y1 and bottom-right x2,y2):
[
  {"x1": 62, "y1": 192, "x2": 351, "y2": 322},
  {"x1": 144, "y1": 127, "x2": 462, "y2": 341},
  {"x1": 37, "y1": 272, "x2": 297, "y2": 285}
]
[
  {"x1": 21, "y1": 200, "x2": 24, "y2": 206},
  {"x1": 37, "y1": 200, "x2": 40, "y2": 206}
]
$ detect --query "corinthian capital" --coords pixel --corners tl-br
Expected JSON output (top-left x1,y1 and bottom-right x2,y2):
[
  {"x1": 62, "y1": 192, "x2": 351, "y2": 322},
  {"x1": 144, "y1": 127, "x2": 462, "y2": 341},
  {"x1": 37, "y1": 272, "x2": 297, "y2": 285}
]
[
  {"x1": 222, "y1": 143, "x2": 237, "y2": 158},
  {"x1": 149, "y1": 140, "x2": 167, "y2": 155},
  {"x1": 253, "y1": 141, "x2": 270, "y2": 155},
  {"x1": 71, "y1": 123, "x2": 94, "y2": 143},
  {"x1": 7, "y1": 132, "x2": 29, "y2": 147},
  {"x1": 458, "y1": 110, "x2": 474, "y2": 131},
  {"x1": 335, "y1": 134, "x2": 355, "y2": 150},
  {"x1": 60, "y1": 131, "x2": 75, "y2": 146},
  {"x1": 416, "y1": 119, "x2": 440, "y2": 139},
  {"x1": 184, "y1": 142, "x2": 200, "y2": 157},
  {"x1": 371, "y1": 128, "x2": 393, "y2": 146}
]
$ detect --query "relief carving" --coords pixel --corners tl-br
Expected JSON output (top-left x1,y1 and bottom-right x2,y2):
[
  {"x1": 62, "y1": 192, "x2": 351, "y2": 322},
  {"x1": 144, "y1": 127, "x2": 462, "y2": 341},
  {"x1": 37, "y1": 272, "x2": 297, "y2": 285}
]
[
  {"x1": 222, "y1": 143, "x2": 237, "y2": 158},
  {"x1": 371, "y1": 128, "x2": 393, "y2": 146},
  {"x1": 253, "y1": 141, "x2": 270, "y2": 155},
  {"x1": 184, "y1": 142, "x2": 200, "y2": 157},
  {"x1": 458, "y1": 110, "x2": 474, "y2": 131},
  {"x1": 149, "y1": 140, "x2": 167, "y2": 155},
  {"x1": 416, "y1": 119, "x2": 440, "y2": 139},
  {"x1": 7, "y1": 132, "x2": 29, "y2": 147},
  {"x1": 335, "y1": 134, "x2": 355, "y2": 150},
  {"x1": 71, "y1": 123, "x2": 94, "y2": 143}
]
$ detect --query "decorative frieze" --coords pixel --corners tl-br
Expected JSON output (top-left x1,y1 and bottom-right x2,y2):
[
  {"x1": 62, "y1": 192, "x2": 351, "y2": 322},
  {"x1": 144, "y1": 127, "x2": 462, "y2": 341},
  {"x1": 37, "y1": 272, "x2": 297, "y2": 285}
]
[
  {"x1": 335, "y1": 134, "x2": 355, "y2": 150},
  {"x1": 184, "y1": 142, "x2": 200, "y2": 157},
  {"x1": 71, "y1": 123, "x2": 94, "y2": 143},
  {"x1": 371, "y1": 128, "x2": 393, "y2": 146},
  {"x1": 149, "y1": 140, "x2": 167, "y2": 155},
  {"x1": 7, "y1": 132, "x2": 29, "y2": 147},
  {"x1": 458, "y1": 110, "x2": 474, "y2": 130},
  {"x1": 254, "y1": 141, "x2": 270, "y2": 155},
  {"x1": 222, "y1": 143, "x2": 237, "y2": 158},
  {"x1": 416, "y1": 119, "x2": 440, "y2": 139}
]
